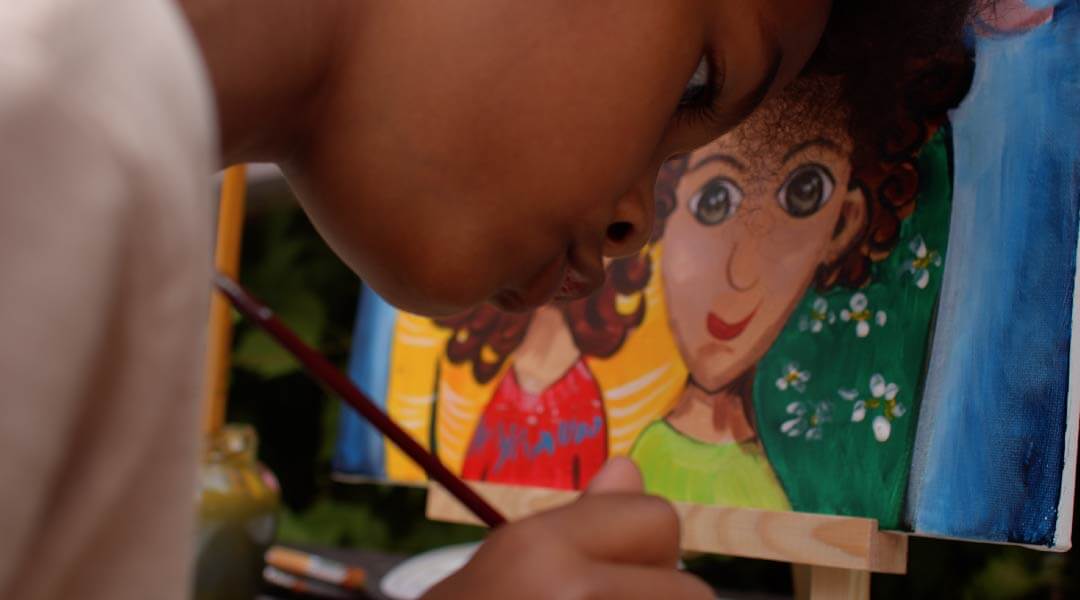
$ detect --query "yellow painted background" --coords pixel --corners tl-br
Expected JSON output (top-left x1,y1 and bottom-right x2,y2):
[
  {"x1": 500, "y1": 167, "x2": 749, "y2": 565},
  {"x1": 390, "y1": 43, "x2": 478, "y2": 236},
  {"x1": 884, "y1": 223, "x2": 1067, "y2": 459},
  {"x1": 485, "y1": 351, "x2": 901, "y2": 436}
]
[{"x1": 383, "y1": 245, "x2": 687, "y2": 484}]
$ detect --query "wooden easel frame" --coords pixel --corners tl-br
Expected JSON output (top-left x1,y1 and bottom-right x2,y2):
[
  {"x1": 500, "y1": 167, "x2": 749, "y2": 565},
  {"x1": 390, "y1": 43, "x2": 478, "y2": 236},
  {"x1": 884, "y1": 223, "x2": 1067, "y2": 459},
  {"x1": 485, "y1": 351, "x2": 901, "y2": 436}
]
[{"x1": 427, "y1": 481, "x2": 906, "y2": 600}]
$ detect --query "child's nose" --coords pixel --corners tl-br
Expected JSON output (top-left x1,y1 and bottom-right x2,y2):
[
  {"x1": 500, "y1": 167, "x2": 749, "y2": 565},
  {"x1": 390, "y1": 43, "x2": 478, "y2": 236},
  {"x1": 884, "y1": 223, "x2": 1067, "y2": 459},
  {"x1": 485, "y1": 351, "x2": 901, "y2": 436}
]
[{"x1": 602, "y1": 174, "x2": 656, "y2": 258}]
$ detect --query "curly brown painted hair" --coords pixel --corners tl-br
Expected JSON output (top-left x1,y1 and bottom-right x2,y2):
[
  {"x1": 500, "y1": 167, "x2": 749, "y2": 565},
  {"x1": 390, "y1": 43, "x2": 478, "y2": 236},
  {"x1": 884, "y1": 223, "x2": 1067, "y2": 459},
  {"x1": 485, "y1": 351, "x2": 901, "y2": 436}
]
[
  {"x1": 435, "y1": 254, "x2": 651, "y2": 385},
  {"x1": 436, "y1": 1, "x2": 979, "y2": 383},
  {"x1": 655, "y1": 57, "x2": 974, "y2": 291},
  {"x1": 808, "y1": 0, "x2": 979, "y2": 286}
]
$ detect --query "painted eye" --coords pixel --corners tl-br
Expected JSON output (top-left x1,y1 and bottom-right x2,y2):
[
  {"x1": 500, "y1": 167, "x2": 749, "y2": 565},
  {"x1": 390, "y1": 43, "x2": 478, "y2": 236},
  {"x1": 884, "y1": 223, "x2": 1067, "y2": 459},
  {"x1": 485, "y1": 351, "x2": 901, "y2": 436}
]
[
  {"x1": 689, "y1": 177, "x2": 743, "y2": 226},
  {"x1": 778, "y1": 164, "x2": 835, "y2": 218}
]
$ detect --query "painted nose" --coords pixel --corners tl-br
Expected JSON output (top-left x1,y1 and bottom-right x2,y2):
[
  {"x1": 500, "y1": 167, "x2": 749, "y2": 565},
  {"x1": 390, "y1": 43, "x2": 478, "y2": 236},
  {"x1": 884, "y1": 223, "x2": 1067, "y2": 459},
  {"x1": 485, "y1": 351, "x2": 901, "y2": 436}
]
[
  {"x1": 603, "y1": 173, "x2": 656, "y2": 259},
  {"x1": 726, "y1": 238, "x2": 761, "y2": 292}
]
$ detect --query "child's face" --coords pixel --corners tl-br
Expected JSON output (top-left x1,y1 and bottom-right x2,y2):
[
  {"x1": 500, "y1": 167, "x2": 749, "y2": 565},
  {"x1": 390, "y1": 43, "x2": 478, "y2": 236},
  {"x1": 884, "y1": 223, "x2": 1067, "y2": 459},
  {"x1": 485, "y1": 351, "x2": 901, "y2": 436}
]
[{"x1": 290, "y1": 0, "x2": 831, "y2": 316}]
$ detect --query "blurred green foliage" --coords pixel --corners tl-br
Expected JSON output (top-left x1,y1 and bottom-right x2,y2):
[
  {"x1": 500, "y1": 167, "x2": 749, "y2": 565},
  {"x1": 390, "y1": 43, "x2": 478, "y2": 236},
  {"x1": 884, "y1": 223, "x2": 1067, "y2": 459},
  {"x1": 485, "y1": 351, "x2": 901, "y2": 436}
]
[
  {"x1": 228, "y1": 181, "x2": 1077, "y2": 599},
  {"x1": 227, "y1": 181, "x2": 483, "y2": 557}
]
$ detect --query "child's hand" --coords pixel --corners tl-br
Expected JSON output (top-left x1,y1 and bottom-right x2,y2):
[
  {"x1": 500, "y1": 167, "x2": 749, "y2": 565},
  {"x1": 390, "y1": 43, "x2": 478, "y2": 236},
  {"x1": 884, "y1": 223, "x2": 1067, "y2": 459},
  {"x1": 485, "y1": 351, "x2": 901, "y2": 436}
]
[{"x1": 423, "y1": 458, "x2": 713, "y2": 599}]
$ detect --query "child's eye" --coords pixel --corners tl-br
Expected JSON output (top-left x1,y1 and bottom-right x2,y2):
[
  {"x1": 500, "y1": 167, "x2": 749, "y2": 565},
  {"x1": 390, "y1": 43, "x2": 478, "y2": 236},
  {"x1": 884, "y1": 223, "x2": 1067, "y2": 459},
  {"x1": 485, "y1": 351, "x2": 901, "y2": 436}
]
[
  {"x1": 679, "y1": 56, "x2": 712, "y2": 108},
  {"x1": 675, "y1": 54, "x2": 721, "y2": 126}
]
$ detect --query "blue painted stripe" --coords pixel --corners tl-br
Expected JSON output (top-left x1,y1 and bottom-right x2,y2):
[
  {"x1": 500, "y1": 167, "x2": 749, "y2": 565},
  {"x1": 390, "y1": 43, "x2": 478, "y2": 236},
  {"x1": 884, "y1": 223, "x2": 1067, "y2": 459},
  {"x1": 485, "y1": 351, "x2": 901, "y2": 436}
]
[{"x1": 332, "y1": 283, "x2": 398, "y2": 478}]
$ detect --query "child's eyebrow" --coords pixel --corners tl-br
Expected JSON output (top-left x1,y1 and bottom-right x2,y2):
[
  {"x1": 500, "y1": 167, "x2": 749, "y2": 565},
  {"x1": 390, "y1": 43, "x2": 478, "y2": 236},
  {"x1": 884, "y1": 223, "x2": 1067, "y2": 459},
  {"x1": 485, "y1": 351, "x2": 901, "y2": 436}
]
[{"x1": 781, "y1": 137, "x2": 845, "y2": 163}]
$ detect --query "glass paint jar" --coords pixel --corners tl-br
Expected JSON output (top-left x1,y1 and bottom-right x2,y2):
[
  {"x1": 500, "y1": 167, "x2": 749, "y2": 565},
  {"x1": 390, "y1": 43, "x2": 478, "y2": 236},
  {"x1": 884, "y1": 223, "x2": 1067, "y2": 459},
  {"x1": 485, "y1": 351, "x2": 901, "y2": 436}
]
[{"x1": 193, "y1": 424, "x2": 280, "y2": 600}]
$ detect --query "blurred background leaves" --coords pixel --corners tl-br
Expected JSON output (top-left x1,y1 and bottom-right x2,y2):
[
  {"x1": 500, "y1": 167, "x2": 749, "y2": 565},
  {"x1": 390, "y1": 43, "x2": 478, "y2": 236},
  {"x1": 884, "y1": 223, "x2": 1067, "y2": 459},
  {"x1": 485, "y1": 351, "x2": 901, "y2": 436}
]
[{"x1": 226, "y1": 179, "x2": 483, "y2": 556}]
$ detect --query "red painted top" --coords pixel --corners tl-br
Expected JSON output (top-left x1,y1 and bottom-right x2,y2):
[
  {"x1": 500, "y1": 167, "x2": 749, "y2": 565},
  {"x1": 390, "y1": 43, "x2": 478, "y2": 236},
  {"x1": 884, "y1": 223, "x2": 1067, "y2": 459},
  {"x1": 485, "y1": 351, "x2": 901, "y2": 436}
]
[{"x1": 461, "y1": 360, "x2": 608, "y2": 490}]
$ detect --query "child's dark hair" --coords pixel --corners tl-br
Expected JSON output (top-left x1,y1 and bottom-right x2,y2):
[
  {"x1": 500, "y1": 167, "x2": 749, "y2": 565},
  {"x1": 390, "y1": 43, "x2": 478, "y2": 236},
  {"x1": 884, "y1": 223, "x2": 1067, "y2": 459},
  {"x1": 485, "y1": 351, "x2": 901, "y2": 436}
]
[{"x1": 809, "y1": 0, "x2": 980, "y2": 165}]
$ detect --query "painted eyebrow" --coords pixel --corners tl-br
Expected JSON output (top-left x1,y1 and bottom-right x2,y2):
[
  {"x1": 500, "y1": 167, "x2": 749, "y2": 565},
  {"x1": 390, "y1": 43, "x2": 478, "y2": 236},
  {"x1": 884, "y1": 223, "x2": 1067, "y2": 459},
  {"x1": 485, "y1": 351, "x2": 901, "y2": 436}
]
[
  {"x1": 781, "y1": 137, "x2": 846, "y2": 163},
  {"x1": 689, "y1": 153, "x2": 747, "y2": 173}
]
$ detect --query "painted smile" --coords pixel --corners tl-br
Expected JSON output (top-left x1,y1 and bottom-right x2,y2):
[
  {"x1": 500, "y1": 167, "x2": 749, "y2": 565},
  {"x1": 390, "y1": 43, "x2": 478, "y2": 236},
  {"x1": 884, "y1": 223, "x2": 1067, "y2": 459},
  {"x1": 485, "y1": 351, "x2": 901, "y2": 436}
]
[{"x1": 706, "y1": 307, "x2": 758, "y2": 341}]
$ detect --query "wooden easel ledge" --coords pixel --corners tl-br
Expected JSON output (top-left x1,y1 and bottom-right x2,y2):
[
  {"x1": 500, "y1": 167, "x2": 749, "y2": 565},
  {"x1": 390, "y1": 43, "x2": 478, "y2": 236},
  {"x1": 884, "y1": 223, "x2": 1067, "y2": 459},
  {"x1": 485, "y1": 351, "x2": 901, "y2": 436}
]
[{"x1": 427, "y1": 481, "x2": 907, "y2": 575}]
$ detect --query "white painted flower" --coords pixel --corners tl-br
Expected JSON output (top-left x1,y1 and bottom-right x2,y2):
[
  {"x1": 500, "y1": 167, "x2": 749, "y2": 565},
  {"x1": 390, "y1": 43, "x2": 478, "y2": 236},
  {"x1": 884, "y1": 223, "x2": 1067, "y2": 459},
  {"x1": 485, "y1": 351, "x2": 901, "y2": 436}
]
[
  {"x1": 872, "y1": 415, "x2": 892, "y2": 442},
  {"x1": 839, "y1": 292, "x2": 887, "y2": 337},
  {"x1": 775, "y1": 362, "x2": 810, "y2": 392},
  {"x1": 902, "y1": 235, "x2": 942, "y2": 289},
  {"x1": 780, "y1": 400, "x2": 832, "y2": 440},
  {"x1": 798, "y1": 297, "x2": 835, "y2": 333},
  {"x1": 869, "y1": 373, "x2": 899, "y2": 404},
  {"x1": 838, "y1": 373, "x2": 905, "y2": 442}
]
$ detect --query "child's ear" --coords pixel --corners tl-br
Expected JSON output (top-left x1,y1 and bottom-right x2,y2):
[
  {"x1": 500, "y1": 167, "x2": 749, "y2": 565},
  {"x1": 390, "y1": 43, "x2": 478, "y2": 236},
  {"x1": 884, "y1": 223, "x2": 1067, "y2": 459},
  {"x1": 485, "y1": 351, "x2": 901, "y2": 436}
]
[{"x1": 823, "y1": 185, "x2": 868, "y2": 265}]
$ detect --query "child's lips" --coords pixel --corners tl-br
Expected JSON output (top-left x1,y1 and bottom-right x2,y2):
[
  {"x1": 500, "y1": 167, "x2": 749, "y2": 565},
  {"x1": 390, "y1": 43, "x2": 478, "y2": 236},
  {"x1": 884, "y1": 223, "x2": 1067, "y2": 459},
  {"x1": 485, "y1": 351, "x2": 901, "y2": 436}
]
[
  {"x1": 551, "y1": 266, "x2": 596, "y2": 302},
  {"x1": 491, "y1": 289, "x2": 528, "y2": 312},
  {"x1": 491, "y1": 256, "x2": 566, "y2": 312},
  {"x1": 494, "y1": 252, "x2": 601, "y2": 312}
]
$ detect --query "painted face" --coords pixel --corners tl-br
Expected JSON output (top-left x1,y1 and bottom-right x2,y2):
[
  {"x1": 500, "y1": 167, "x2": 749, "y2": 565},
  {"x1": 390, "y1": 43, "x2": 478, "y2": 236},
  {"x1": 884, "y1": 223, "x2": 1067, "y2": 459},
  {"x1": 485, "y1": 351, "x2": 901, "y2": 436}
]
[
  {"x1": 287, "y1": 0, "x2": 832, "y2": 316},
  {"x1": 661, "y1": 105, "x2": 866, "y2": 391}
]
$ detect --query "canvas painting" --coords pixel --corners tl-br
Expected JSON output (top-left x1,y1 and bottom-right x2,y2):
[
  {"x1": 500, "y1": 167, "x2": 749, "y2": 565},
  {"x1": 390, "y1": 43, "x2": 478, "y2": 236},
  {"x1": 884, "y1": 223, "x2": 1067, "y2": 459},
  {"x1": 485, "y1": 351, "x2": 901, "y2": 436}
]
[{"x1": 335, "y1": 0, "x2": 1080, "y2": 549}]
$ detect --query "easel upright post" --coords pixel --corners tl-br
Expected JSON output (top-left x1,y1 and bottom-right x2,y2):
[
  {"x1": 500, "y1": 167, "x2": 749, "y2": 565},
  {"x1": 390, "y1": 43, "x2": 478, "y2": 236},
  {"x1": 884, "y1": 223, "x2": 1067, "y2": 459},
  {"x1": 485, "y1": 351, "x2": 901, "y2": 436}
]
[{"x1": 808, "y1": 566, "x2": 870, "y2": 600}]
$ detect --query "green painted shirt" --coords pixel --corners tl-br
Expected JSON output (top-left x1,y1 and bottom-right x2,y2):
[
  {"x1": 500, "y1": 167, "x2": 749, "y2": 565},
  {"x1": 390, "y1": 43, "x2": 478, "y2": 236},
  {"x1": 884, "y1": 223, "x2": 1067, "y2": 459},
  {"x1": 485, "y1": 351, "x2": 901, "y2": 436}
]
[{"x1": 630, "y1": 420, "x2": 791, "y2": 511}]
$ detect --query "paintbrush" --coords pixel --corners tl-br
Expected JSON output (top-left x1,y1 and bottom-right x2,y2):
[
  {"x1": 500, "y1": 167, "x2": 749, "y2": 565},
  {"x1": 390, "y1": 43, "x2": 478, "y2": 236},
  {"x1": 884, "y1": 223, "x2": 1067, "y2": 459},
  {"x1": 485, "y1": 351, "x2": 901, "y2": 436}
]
[{"x1": 213, "y1": 272, "x2": 507, "y2": 529}]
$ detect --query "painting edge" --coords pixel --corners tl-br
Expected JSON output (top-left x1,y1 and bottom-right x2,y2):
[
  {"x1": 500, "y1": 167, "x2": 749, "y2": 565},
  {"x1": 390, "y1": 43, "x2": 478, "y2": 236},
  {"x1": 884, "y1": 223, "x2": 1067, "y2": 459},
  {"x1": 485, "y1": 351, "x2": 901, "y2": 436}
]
[{"x1": 1055, "y1": 215, "x2": 1080, "y2": 551}]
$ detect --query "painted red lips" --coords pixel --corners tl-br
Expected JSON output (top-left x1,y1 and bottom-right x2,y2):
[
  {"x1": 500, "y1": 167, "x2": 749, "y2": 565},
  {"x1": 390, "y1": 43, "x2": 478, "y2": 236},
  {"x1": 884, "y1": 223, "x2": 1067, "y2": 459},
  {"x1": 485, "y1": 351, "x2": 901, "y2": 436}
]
[{"x1": 706, "y1": 308, "x2": 757, "y2": 341}]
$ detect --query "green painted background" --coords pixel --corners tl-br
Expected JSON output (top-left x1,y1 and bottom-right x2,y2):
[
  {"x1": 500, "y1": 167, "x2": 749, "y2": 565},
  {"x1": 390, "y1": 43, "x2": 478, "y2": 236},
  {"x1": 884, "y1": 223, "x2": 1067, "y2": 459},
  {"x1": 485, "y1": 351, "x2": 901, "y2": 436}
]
[{"x1": 754, "y1": 130, "x2": 952, "y2": 529}]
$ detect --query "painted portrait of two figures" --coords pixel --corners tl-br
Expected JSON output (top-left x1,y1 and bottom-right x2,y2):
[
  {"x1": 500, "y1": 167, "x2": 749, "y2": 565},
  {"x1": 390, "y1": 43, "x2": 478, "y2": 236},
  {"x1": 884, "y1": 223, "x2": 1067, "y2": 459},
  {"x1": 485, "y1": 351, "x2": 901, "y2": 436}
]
[{"x1": 337, "y1": 1, "x2": 1080, "y2": 550}]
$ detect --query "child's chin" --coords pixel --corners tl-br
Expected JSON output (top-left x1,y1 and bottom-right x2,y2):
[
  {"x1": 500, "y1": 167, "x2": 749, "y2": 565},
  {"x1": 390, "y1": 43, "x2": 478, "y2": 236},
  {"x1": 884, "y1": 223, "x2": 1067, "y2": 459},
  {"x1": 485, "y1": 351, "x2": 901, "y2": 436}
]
[{"x1": 369, "y1": 281, "x2": 480, "y2": 319}]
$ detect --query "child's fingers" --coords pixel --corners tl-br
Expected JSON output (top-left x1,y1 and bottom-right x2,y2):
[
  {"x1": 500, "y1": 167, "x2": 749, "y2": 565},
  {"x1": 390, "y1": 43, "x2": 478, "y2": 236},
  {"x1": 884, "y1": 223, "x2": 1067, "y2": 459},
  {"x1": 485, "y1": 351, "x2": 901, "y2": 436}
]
[
  {"x1": 578, "y1": 563, "x2": 714, "y2": 600},
  {"x1": 586, "y1": 456, "x2": 644, "y2": 494},
  {"x1": 547, "y1": 492, "x2": 682, "y2": 567}
]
